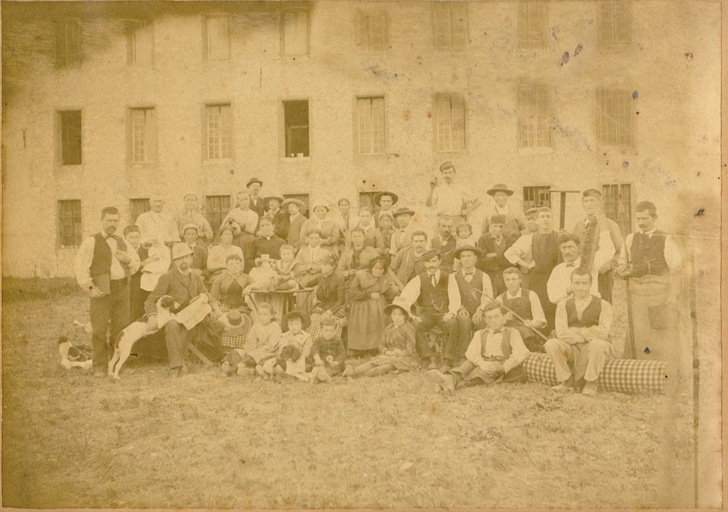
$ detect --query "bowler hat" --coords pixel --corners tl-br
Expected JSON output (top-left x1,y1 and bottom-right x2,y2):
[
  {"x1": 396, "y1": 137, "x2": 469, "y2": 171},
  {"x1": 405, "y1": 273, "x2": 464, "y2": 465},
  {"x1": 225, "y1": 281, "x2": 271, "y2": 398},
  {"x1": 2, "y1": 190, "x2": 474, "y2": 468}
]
[
  {"x1": 374, "y1": 191, "x2": 399, "y2": 207},
  {"x1": 453, "y1": 245, "x2": 483, "y2": 260},
  {"x1": 392, "y1": 207, "x2": 415, "y2": 218},
  {"x1": 281, "y1": 310, "x2": 311, "y2": 332},
  {"x1": 247, "y1": 178, "x2": 263, "y2": 188},
  {"x1": 171, "y1": 243, "x2": 194, "y2": 260},
  {"x1": 487, "y1": 184, "x2": 514, "y2": 197}
]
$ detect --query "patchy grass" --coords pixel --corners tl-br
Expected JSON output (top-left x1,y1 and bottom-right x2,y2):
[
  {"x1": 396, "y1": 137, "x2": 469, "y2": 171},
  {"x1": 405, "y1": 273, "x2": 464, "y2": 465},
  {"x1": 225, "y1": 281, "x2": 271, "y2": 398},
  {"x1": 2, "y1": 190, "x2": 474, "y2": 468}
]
[{"x1": 2, "y1": 284, "x2": 695, "y2": 509}]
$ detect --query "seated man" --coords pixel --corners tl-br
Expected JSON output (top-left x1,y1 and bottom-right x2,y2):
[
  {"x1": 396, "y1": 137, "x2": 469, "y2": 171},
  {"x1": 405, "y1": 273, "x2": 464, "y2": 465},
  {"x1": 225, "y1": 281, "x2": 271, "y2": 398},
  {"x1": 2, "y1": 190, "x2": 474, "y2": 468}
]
[
  {"x1": 390, "y1": 229, "x2": 429, "y2": 285},
  {"x1": 496, "y1": 267, "x2": 547, "y2": 352},
  {"x1": 426, "y1": 302, "x2": 529, "y2": 393},
  {"x1": 181, "y1": 224, "x2": 208, "y2": 276},
  {"x1": 145, "y1": 243, "x2": 225, "y2": 376},
  {"x1": 544, "y1": 268, "x2": 613, "y2": 396},
  {"x1": 397, "y1": 249, "x2": 460, "y2": 370}
]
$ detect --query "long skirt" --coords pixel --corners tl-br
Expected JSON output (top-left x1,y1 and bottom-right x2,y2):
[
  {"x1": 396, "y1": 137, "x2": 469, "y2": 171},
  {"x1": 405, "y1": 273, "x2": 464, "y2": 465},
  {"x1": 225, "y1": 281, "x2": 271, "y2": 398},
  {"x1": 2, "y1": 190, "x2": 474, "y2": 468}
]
[{"x1": 347, "y1": 297, "x2": 386, "y2": 351}]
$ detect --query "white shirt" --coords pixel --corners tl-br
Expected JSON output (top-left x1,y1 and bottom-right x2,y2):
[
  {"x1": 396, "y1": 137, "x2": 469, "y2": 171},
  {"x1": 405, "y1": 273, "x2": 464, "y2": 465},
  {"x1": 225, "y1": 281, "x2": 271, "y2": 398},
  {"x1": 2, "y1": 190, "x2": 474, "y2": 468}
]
[
  {"x1": 398, "y1": 270, "x2": 462, "y2": 316},
  {"x1": 547, "y1": 257, "x2": 600, "y2": 304},
  {"x1": 555, "y1": 295, "x2": 613, "y2": 343},
  {"x1": 504, "y1": 234, "x2": 533, "y2": 265},
  {"x1": 431, "y1": 182, "x2": 473, "y2": 216},
  {"x1": 497, "y1": 288, "x2": 546, "y2": 326},
  {"x1": 465, "y1": 327, "x2": 529, "y2": 373},
  {"x1": 74, "y1": 234, "x2": 141, "y2": 289},
  {"x1": 619, "y1": 229, "x2": 682, "y2": 271},
  {"x1": 136, "y1": 211, "x2": 180, "y2": 245}
]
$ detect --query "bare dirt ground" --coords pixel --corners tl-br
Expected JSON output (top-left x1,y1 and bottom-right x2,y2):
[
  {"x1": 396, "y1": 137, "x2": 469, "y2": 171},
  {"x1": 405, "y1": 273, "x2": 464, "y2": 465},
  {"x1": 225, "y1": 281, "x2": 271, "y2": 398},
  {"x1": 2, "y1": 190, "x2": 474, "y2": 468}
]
[{"x1": 2, "y1": 279, "x2": 695, "y2": 509}]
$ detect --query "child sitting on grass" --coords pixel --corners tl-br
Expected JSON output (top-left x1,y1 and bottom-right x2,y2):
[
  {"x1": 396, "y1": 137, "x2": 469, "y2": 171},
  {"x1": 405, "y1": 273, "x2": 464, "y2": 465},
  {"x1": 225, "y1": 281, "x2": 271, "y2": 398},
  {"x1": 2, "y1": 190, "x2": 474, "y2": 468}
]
[
  {"x1": 258, "y1": 310, "x2": 312, "y2": 381},
  {"x1": 273, "y1": 245, "x2": 300, "y2": 291},
  {"x1": 343, "y1": 301, "x2": 418, "y2": 378},
  {"x1": 221, "y1": 302, "x2": 281, "y2": 377},
  {"x1": 309, "y1": 317, "x2": 346, "y2": 383}
]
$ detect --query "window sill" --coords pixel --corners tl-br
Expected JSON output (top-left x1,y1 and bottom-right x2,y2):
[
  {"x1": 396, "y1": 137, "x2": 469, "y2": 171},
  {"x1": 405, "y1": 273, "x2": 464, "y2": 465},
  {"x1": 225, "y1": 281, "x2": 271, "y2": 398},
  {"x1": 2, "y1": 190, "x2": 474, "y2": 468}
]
[
  {"x1": 518, "y1": 146, "x2": 554, "y2": 156},
  {"x1": 280, "y1": 156, "x2": 311, "y2": 162}
]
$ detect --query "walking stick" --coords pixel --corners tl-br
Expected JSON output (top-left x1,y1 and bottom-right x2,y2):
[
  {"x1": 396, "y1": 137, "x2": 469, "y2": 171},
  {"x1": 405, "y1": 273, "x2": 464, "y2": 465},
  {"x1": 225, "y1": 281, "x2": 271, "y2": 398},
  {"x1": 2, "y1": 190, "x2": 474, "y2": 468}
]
[
  {"x1": 624, "y1": 278, "x2": 637, "y2": 359},
  {"x1": 471, "y1": 288, "x2": 549, "y2": 343}
]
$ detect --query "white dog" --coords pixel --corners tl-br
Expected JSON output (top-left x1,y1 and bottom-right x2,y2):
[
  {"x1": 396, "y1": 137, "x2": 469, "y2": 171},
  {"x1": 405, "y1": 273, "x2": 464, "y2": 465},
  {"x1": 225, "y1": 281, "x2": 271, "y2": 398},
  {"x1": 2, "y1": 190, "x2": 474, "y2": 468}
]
[{"x1": 107, "y1": 295, "x2": 178, "y2": 379}]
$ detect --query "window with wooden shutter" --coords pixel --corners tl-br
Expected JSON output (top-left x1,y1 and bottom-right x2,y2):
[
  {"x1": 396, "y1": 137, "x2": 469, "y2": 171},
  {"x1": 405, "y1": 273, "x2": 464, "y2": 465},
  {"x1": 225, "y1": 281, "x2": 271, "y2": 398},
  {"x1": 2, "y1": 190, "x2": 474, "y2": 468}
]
[
  {"x1": 434, "y1": 94, "x2": 466, "y2": 152},
  {"x1": 282, "y1": 11, "x2": 309, "y2": 55},
  {"x1": 356, "y1": 11, "x2": 387, "y2": 50},
  {"x1": 205, "y1": 195, "x2": 232, "y2": 234},
  {"x1": 58, "y1": 110, "x2": 82, "y2": 166},
  {"x1": 433, "y1": 2, "x2": 467, "y2": 49},
  {"x1": 517, "y1": 2, "x2": 547, "y2": 50},
  {"x1": 523, "y1": 186, "x2": 552, "y2": 210},
  {"x1": 127, "y1": 20, "x2": 154, "y2": 66},
  {"x1": 204, "y1": 16, "x2": 231, "y2": 61},
  {"x1": 129, "y1": 198, "x2": 151, "y2": 225},
  {"x1": 56, "y1": 19, "x2": 82, "y2": 68},
  {"x1": 356, "y1": 97, "x2": 385, "y2": 155},
  {"x1": 58, "y1": 200, "x2": 82, "y2": 248},
  {"x1": 596, "y1": 88, "x2": 633, "y2": 147},
  {"x1": 517, "y1": 83, "x2": 551, "y2": 148},
  {"x1": 597, "y1": 0, "x2": 631, "y2": 47}
]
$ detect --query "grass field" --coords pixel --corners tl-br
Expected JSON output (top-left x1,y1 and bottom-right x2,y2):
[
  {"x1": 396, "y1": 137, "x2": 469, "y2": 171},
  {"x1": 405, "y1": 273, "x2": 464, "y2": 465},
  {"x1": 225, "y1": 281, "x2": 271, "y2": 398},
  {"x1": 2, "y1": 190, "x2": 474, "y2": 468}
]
[{"x1": 2, "y1": 279, "x2": 696, "y2": 509}]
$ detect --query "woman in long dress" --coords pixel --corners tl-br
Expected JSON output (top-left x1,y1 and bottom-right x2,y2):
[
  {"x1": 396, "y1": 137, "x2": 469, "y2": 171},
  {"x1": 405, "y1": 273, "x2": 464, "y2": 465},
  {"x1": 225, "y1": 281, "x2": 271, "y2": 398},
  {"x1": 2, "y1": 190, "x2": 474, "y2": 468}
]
[{"x1": 346, "y1": 257, "x2": 398, "y2": 355}]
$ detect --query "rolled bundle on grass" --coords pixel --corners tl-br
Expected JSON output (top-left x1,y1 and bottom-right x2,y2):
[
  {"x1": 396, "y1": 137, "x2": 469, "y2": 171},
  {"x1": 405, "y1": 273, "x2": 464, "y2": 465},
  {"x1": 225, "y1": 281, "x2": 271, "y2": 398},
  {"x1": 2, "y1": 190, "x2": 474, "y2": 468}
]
[{"x1": 523, "y1": 352, "x2": 670, "y2": 395}]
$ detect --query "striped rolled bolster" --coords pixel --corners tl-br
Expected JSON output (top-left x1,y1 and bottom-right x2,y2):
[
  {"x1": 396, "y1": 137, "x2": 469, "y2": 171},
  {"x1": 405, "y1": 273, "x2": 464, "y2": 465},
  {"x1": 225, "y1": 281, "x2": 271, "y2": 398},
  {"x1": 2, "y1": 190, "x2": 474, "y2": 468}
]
[{"x1": 523, "y1": 352, "x2": 670, "y2": 394}]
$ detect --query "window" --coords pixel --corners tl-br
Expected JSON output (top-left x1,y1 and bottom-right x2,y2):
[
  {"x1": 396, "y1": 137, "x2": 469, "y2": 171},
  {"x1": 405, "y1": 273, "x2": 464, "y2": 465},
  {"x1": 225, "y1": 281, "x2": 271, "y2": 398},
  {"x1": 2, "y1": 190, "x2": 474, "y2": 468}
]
[
  {"x1": 358, "y1": 191, "x2": 381, "y2": 210},
  {"x1": 56, "y1": 19, "x2": 82, "y2": 68},
  {"x1": 356, "y1": 11, "x2": 387, "y2": 50},
  {"x1": 129, "y1": 198, "x2": 150, "y2": 225},
  {"x1": 597, "y1": 0, "x2": 631, "y2": 47},
  {"x1": 523, "y1": 186, "x2": 551, "y2": 210},
  {"x1": 596, "y1": 88, "x2": 633, "y2": 147},
  {"x1": 58, "y1": 200, "x2": 82, "y2": 248},
  {"x1": 517, "y1": 2, "x2": 547, "y2": 50},
  {"x1": 129, "y1": 108, "x2": 157, "y2": 164},
  {"x1": 281, "y1": 10, "x2": 309, "y2": 55},
  {"x1": 204, "y1": 16, "x2": 231, "y2": 61},
  {"x1": 283, "y1": 194, "x2": 310, "y2": 217},
  {"x1": 203, "y1": 104, "x2": 233, "y2": 160},
  {"x1": 205, "y1": 195, "x2": 232, "y2": 234},
  {"x1": 283, "y1": 100, "x2": 310, "y2": 158},
  {"x1": 58, "y1": 110, "x2": 82, "y2": 166},
  {"x1": 127, "y1": 21, "x2": 154, "y2": 65},
  {"x1": 517, "y1": 83, "x2": 551, "y2": 148},
  {"x1": 433, "y1": 2, "x2": 467, "y2": 49},
  {"x1": 434, "y1": 94, "x2": 466, "y2": 152},
  {"x1": 602, "y1": 184, "x2": 631, "y2": 237},
  {"x1": 356, "y1": 97, "x2": 385, "y2": 155}
]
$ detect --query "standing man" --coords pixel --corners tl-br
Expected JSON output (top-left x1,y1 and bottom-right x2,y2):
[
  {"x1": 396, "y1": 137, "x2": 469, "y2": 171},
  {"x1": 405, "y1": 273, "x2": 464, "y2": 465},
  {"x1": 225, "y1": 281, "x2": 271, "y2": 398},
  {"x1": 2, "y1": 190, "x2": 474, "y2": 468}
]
[
  {"x1": 521, "y1": 207, "x2": 540, "y2": 236},
  {"x1": 449, "y1": 246, "x2": 494, "y2": 370},
  {"x1": 136, "y1": 194, "x2": 180, "y2": 246},
  {"x1": 390, "y1": 229, "x2": 430, "y2": 285},
  {"x1": 425, "y1": 161, "x2": 481, "y2": 229},
  {"x1": 572, "y1": 189, "x2": 623, "y2": 303},
  {"x1": 333, "y1": 198, "x2": 358, "y2": 250},
  {"x1": 480, "y1": 184, "x2": 527, "y2": 239},
  {"x1": 247, "y1": 178, "x2": 266, "y2": 219},
  {"x1": 145, "y1": 243, "x2": 225, "y2": 376},
  {"x1": 617, "y1": 201, "x2": 682, "y2": 361},
  {"x1": 504, "y1": 207, "x2": 560, "y2": 328},
  {"x1": 547, "y1": 233, "x2": 603, "y2": 305},
  {"x1": 389, "y1": 207, "x2": 416, "y2": 257},
  {"x1": 175, "y1": 192, "x2": 214, "y2": 243},
  {"x1": 74, "y1": 206, "x2": 140, "y2": 377},
  {"x1": 476, "y1": 214, "x2": 519, "y2": 296},
  {"x1": 373, "y1": 191, "x2": 398, "y2": 227},
  {"x1": 397, "y1": 250, "x2": 461, "y2": 370},
  {"x1": 544, "y1": 268, "x2": 613, "y2": 396},
  {"x1": 430, "y1": 217, "x2": 457, "y2": 273}
]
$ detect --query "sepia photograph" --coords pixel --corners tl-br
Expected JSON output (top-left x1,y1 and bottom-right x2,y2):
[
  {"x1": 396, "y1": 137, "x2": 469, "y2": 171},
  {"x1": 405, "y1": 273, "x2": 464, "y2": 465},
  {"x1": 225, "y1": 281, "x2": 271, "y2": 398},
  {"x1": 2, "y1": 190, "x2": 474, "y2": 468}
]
[{"x1": 1, "y1": 0, "x2": 723, "y2": 509}]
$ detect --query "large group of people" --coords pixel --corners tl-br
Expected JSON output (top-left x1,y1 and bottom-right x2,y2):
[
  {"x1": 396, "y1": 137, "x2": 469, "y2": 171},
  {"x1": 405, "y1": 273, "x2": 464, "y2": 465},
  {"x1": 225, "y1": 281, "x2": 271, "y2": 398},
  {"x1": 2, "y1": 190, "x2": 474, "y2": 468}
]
[{"x1": 74, "y1": 162, "x2": 683, "y2": 396}]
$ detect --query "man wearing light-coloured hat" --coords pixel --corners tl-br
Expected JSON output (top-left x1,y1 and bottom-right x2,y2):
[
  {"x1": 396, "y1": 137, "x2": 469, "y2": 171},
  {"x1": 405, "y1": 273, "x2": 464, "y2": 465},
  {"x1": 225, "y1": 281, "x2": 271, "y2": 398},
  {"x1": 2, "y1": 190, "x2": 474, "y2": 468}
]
[
  {"x1": 479, "y1": 183, "x2": 527, "y2": 239},
  {"x1": 175, "y1": 192, "x2": 214, "y2": 242},
  {"x1": 145, "y1": 243, "x2": 225, "y2": 376}
]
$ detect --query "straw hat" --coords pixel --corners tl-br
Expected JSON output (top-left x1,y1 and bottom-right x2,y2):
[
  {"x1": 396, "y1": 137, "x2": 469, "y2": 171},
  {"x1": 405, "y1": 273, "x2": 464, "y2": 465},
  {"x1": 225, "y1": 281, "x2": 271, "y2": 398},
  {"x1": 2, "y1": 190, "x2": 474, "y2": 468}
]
[
  {"x1": 487, "y1": 184, "x2": 514, "y2": 197},
  {"x1": 453, "y1": 245, "x2": 483, "y2": 260},
  {"x1": 171, "y1": 243, "x2": 193, "y2": 260},
  {"x1": 281, "y1": 310, "x2": 311, "y2": 332},
  {"x1": 374, "y1": 191, "x2": 399, "y2": 207}
]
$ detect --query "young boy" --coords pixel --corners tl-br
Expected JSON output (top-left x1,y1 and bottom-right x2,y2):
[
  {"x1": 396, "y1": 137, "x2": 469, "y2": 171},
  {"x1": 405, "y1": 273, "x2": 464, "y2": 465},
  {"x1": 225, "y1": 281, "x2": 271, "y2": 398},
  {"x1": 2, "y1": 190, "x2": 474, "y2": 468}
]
[
  {"x1": 496, "y1": 267, "x2": 548, "y2": 352},
  {"x1": 253, "y1": 217, "x2": 285, "y2": 260},
  {"x1": 426, "y1": 302, "x2": 530, "y2": 394},
  {"x1": 309, "y1": 317, "x2": 346, "y2": 383},
  {"x1": 260, "y1": 311, "x2": 312, "y2": 381},
  {"x1": 124, "y1": 225, "x2": 148, "y2": 322},
  {"x1": 274, "y1": 245, "x2": 300, "y2": 291},
  {"x1": 222, "y1": 302, "x2": 281, "y2": 377},
  {"x1": 295, "y1": 230, "x2": 327, "y2": 288},
  {"x1": 455, "y1": 222, "x2": 478, "y2": 248}
]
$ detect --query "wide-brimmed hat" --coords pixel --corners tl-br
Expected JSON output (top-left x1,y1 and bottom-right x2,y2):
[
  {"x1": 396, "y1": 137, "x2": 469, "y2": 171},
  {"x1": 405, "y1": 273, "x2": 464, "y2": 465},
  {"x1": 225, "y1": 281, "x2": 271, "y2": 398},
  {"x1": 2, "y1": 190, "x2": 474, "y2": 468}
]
[
  {"x1": 453, "y1": 245, "x2": 483, "y2": 260},
  {"x1": 281, "y1": 310, "x2": 311, "y2": 332},
  {"x1": 392, "y1": 207, "x2": 415, "y2": 218},
  {"x1": 384, "y1": 301, "x2": 410, "y2": 319},
  {"x1": 281, "y1": 198, "x2": 307, "y2": 212},
  {"x1": 246, "y1": 178, "x2": 263, "y2": 188},
  {"x1": 487, "y1": 184, "x2": 514, "y2": 197},
  {"x1": 182, "y1": 223, "x2": 199, "y2": 234},
  {"x1": 171, "y1": 243, "x2": 193, "y2": 260},
  {"x1": 265, "y1": 195, "x2": 284, "y2": 206},
  {"x1": 374, "y1": 191, "x2": 399, "y2": 207},
  {"x1": 418, "y1": 248, "x2": 441, "y2": 262}
]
